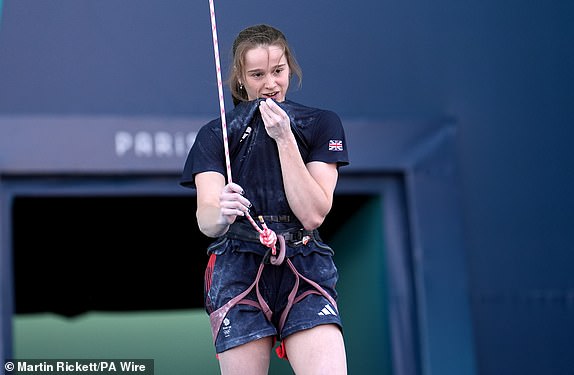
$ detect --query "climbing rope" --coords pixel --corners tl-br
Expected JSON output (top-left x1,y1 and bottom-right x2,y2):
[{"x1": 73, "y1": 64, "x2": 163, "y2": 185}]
[{"x1": 208, "y1": 0, "x2": 282, "y2": 260}]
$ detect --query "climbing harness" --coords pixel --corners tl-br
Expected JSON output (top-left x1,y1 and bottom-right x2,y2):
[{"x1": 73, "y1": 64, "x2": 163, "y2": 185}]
[
  {"x1": 207, "y1": 252, "x2": 338, "y2": 355},
  {"x1": 206, "y1": 0, "x2": 339, "y2": 357}
]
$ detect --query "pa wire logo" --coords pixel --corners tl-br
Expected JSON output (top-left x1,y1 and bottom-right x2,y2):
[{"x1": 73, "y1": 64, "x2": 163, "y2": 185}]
[{"x1": 3, "y1": 359, "x2": 155, "y2": 373}]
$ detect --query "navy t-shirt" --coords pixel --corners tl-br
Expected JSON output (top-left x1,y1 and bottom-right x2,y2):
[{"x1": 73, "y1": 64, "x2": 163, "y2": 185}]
[{"x1": 180, "y1": 99, "x2": 349, "y2": 220}]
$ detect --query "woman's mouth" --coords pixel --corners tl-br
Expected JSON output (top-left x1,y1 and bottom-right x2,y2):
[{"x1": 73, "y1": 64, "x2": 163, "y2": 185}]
[{"x1": 262, "y1": 92, "x2": 279, "y2": 99}]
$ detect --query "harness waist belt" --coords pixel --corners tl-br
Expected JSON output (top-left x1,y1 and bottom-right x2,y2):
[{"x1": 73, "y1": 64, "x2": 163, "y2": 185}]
[{"x1": 225, "y1": 220, "x2": 318, "y2": 244}]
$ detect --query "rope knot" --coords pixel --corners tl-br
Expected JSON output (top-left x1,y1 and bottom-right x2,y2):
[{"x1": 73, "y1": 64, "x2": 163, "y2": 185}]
[
  {"x1": 254, "y1": 216, "x2": 285, "y2": 265},
  {"x1": 259, "y1": 227, "x2": 278, "y2": 253}
]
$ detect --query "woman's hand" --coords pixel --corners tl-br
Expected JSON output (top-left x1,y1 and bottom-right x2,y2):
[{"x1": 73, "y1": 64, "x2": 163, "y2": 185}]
[
  {"x1": 217, "y1": 182, "x2": 251, "y2": 225},
  {"x1": 259, "y1": 98, "x2": 293, "y2": 142},
  {"x1": 195, "y1": 172, "x2": 251, "y2": 237}
]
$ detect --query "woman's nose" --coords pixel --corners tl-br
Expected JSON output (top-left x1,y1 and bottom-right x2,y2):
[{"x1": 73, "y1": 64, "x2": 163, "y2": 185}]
[{"x1": 265, "y1": 75, "x2": 275, "y2": 88}]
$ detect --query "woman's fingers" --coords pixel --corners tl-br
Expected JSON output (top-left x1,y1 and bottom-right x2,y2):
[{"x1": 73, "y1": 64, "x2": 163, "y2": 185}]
[
  {"x1": 220, "y1": 183, "x2": 251, "y2": 220},
  {"x1": 260, "y1": 98, "x2": 285, "y2": 119},
  {"x1": 259, "y1": 99, "x2": 290, "y2": 139},
  {"x1": 223, "y1": 182, "x2": 244, "y2": 195}
]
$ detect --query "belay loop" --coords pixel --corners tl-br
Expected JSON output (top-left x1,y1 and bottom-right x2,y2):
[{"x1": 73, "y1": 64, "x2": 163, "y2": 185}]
[
  {"x1": 258, "y1": 216, "x2": 286, "y2": 265},
  {"x1": 261, "y1": 234, "x2": 286, "y2": 266},
  {"x1": 208, "y1": 0, "x2": 284, "y2": 260}
]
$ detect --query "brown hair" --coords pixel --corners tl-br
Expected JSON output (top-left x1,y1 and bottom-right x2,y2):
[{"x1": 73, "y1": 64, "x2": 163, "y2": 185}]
[{"x1": 228, "y1": 24, "x2": 302, "y2": 106}]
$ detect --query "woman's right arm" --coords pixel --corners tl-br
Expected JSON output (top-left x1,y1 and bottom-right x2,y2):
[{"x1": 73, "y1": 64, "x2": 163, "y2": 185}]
[{"x1": 195, "y1": 171, "x2": 251, "y2": 238}]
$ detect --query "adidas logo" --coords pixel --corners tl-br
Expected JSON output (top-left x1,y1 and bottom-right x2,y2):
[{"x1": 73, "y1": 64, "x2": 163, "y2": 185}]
[
  {"x1": 222, "y1": 318, "x2": 232, "y2": 338},
  {"x1": 318, "y1": 304, "x2": 337, "y2": 316}
]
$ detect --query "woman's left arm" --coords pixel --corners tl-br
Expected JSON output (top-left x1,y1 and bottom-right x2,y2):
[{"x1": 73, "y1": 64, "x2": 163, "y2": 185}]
[
  {"x1": 260, "y1": 99, "x2": 338, "y2": 230},
  {"x1": 282, "y1": 157, "x2": 339, "y2": 230}
]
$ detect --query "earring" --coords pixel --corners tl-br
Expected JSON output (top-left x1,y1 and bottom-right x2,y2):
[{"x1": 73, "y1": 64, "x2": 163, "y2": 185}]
[{"x1": 239, "y1": 83, "x2": 244, "y2": 90}]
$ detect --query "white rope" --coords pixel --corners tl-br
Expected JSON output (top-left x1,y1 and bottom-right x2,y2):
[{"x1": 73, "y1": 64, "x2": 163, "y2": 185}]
[{"x1": 208, "y1": 0, "x2": 232, "y2": 184}]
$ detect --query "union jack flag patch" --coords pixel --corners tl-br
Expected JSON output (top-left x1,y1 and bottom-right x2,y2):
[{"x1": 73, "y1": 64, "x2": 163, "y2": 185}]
[{"x1": 328, "y1": 139, "x2": 343, "y2": 151}]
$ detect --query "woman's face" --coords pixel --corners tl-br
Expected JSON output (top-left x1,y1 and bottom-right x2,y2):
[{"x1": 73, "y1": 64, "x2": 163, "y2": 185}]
[{"x1": 241, "y1": 45, "x2": 290, "y2": 102}]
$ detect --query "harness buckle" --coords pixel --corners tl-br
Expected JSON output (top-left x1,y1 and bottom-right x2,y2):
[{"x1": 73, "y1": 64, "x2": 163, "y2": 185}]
[{"x1": 282, "y1": 229, "x2": 314, "y2": 245}]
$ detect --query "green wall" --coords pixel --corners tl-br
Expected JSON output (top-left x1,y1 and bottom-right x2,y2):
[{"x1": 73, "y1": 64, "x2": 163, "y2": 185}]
[
  {"x1": 333, "y1": 196, "x2": 392, "y2": 374},
  {"x1": 14, "y1": 310, "x2": 218, "y2": 374}
]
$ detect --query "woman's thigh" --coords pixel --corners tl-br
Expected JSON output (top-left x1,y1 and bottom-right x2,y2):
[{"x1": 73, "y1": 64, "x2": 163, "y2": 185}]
[
  {"x1": 284, "y1": 324, "x2": 347, "y2": 375},
  {"x1": 217, "y1": 336, "x2": 274, "y2": 375}
]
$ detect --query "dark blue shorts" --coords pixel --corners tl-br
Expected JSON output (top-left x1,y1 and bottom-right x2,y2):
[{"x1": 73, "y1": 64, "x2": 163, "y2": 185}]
[{"x1": 204, "y1": 237, "x2": 343, "y2": 354}]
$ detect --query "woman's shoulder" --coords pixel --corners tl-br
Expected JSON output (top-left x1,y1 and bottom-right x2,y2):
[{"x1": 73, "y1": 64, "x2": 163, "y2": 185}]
[
  {"x1": 199, "y1": 100, "x2": 257, "y2": 134},
  {"x1": 282, "y1": 99, "x2": 329, "y2": 114},
  {"x1": 282, "y1": 100, "x2": 341, "y2": 127},
  {"x1": 197, "y1": 118, "x2": 222, "y2": 138}
]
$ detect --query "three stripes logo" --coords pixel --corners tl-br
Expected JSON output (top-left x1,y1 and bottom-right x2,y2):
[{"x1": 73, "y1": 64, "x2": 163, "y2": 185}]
[{"x1": 318, "y1": 304, "x2": 337, "y2": 316}]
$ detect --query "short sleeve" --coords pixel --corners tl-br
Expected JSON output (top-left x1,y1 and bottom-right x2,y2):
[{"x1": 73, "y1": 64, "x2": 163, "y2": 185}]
[
  {"x1": 180, "y1": 121, "x2": 226, "y2": 189},
  {"x1": 307, "y1": 110, "x2": 350, "y2": 168}
]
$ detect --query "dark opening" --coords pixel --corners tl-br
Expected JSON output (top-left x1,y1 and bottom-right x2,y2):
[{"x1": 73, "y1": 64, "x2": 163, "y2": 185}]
[{"x1": 12, "y1": 194, "x2": 371, "y2": 317}]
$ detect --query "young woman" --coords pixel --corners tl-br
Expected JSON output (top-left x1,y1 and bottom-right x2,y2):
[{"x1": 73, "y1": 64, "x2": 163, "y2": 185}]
[{"x1": 181, "y1": 24, "x2": 349, "y2": 375}]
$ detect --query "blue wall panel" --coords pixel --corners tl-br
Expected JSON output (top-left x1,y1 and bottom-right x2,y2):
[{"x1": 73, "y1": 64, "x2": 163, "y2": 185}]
[{"x1": 1, "y1": 1, "x2": 573, "y2": 374}]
